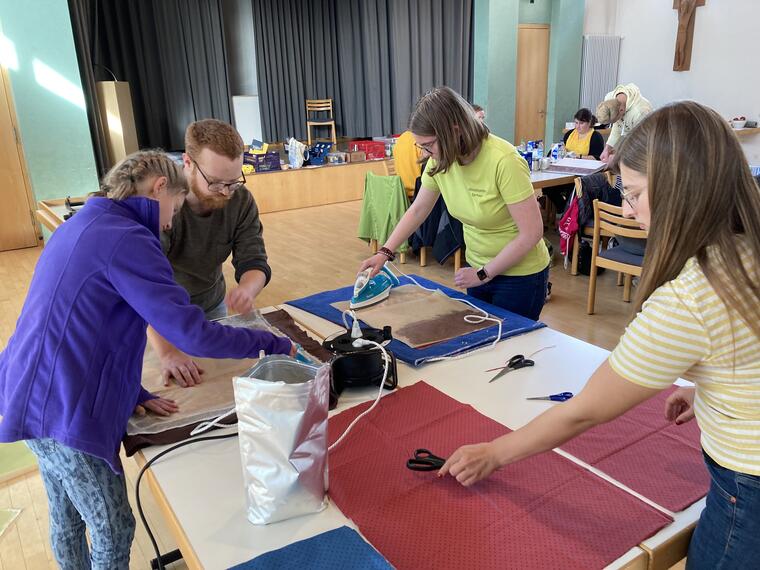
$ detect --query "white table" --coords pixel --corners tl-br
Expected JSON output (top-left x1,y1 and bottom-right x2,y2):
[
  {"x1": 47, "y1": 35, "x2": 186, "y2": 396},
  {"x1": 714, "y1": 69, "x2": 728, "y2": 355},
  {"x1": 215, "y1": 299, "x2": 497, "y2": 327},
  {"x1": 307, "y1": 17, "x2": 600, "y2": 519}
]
[
  {"x1": 136, "y1": 305, "x2": 700, "y2": 570},
  {"x1": 530, "y1": 170, "x2": 576, "y2": 190}
]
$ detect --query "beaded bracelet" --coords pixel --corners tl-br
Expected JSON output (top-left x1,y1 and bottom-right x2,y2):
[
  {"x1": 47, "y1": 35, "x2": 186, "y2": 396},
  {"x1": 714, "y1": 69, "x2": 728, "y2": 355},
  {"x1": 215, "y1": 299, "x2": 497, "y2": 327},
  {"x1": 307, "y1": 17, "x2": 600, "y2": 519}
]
[{"x1": 378, "y1": 247, "x2": 395, "y2": 261}]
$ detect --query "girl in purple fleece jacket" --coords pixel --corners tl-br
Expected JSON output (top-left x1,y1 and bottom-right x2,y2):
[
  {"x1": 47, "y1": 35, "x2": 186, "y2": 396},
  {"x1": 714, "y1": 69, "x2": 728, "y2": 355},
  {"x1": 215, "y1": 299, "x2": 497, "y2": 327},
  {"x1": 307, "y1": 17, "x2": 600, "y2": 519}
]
[{"x1": 0, "y1": 150, "x2": 294, "y2": 569}]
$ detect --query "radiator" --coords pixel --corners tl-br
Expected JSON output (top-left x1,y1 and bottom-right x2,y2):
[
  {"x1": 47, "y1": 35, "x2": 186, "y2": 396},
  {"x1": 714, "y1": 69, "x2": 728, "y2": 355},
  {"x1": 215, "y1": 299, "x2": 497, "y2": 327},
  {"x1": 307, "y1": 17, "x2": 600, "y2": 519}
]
[{"x1": 579, "y1": 35, "x2": 622, "y2": 112}]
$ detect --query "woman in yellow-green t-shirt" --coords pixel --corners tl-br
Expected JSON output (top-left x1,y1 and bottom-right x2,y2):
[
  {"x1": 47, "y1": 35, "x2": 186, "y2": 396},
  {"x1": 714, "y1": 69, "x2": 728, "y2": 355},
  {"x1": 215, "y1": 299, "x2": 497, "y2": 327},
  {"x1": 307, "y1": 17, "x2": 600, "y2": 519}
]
[
  {"x1": 440, "y1": 101, "x2": 760, "y2": 567},
  {"x1": 359, "y1": 86, "x2": 550, "y2": 320}
]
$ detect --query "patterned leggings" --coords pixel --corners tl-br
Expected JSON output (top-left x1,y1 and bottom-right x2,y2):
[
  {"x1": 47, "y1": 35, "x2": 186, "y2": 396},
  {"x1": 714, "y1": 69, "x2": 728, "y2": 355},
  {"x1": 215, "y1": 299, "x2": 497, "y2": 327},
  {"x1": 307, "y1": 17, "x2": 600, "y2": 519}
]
[{"x1": 26, "y1": 439, "x2": 135, "y2": 570}]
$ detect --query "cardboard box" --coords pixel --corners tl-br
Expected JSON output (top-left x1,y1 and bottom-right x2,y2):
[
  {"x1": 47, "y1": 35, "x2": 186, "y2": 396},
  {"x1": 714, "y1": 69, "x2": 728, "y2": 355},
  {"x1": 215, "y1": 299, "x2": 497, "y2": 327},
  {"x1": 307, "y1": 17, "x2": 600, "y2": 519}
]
[{"x1": 348, "y1": 151, "x2": 366, "y2": 163}]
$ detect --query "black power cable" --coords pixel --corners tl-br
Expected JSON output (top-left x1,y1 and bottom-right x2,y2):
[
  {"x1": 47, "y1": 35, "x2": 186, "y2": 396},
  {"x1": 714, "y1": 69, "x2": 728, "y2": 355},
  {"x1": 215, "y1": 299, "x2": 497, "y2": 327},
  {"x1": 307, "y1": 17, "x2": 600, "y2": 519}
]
[{"x1": 135, "y1": 431, "x2": 238, "y2": 570}]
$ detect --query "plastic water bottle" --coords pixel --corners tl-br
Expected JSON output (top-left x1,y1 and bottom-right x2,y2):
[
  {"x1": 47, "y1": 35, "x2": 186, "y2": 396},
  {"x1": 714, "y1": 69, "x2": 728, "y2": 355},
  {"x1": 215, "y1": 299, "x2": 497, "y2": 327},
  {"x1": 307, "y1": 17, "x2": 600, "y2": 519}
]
[
  {"x1": 536, "y1": 141, "x2": 544, "y2": 159},
  {"x1": 551, "y1": 143, "x2": 559, "y2": 160}
]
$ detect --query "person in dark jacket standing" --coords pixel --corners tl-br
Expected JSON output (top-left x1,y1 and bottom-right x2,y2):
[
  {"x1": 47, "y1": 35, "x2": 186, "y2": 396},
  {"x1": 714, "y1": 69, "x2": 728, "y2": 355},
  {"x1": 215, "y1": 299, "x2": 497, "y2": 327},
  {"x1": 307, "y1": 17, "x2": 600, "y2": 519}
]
[
  {"x1": 0, "y1": 150, "x2": 294, "y2": 569},
  {"x1": 148, "y1": 119, "x2": 276, "y2": 387}
]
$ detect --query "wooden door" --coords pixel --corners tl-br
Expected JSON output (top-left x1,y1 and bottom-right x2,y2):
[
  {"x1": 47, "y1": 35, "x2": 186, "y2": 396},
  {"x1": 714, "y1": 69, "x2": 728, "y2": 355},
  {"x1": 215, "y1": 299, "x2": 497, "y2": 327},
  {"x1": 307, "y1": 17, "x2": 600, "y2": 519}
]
[
  {"x1": 0, "y1": 68, "x2": 38, "y2": 251},
  {"x1": 515, "y1": 24, "x2": 550, "y2": 144}
]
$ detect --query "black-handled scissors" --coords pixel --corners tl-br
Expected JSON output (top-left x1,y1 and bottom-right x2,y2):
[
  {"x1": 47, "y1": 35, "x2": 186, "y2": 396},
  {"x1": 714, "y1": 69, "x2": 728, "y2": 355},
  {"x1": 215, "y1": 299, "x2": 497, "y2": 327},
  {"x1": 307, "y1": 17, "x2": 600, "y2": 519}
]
[
  {"x1": 406, "y1": 448, "x2": 447, "y2": 471},
  {"x1": 486, "y1": 354, "x2": 535, "y2": 383}
]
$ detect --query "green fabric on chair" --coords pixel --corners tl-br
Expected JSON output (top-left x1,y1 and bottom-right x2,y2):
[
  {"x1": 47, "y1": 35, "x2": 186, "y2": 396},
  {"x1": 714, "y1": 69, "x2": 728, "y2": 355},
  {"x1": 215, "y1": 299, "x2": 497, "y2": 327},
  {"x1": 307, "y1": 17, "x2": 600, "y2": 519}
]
[{"x1": 357, "y1": 171, "x2": 410, "y2": 252}]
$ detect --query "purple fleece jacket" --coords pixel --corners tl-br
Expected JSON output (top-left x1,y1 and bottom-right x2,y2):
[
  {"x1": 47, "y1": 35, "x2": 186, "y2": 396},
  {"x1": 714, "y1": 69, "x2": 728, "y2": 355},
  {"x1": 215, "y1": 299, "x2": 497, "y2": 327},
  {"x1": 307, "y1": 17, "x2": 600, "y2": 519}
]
[{"x1": 0, "y1": 197, "x2": 291, "y2": 472}]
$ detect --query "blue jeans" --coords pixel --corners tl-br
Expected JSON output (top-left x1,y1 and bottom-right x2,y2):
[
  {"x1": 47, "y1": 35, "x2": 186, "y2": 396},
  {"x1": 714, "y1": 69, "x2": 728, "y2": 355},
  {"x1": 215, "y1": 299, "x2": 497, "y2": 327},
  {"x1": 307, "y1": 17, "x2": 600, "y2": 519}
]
[
  {"x1": 204, "y1": 299, "x2": 228, "y2": 320},
  {"x1": 686, "y1": 451, "x2": 760, "y2": 569},
  {"x1": 467, "y1": 265, "x2": 549, "y2": 321},
  {"x1": 26, "y1": 439, "x2": 134, "y2": 570}
]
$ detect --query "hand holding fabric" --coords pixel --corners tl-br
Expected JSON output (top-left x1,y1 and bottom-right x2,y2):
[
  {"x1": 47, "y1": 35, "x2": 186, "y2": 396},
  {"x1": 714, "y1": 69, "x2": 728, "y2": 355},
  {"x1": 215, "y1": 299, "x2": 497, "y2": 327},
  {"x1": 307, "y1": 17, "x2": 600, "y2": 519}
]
[
  {"x1": 226, "y1": 284, "x2": 256, "y2": 315},
  {"x1": 134, "y1": 397, "x2": 179, "y2": 417},
  {"x1": 159, "y1": 349, "x2": 204, "y2": 387}
]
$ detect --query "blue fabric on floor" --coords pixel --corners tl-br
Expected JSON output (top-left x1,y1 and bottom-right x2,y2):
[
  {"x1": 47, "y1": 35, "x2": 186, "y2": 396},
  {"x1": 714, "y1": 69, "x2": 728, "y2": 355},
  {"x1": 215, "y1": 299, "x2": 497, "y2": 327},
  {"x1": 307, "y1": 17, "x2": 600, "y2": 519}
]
[
  {"x1": 228, "y1": 526, "x2": 391, "y2": 569},
  {"x1": 286, "y1": 274, "x2": 545, "y2": 366}
]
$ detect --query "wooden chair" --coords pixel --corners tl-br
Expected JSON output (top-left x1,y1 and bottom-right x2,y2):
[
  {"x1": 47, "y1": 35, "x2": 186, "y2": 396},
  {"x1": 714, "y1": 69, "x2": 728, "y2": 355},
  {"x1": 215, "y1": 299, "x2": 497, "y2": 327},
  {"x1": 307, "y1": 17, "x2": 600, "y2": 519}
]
[
  {"x1": 390, "y1": 151, "x2": 461, "y2": 273},
  {"x1": 587, "y1": 199, "x2": 648, "y2": 314},
  {"x1": 305, "y1": 99, "x2": 337, "y2": 146},
  {"x1": 569, "y1": 177, "x2": 613, "y2": 275}
]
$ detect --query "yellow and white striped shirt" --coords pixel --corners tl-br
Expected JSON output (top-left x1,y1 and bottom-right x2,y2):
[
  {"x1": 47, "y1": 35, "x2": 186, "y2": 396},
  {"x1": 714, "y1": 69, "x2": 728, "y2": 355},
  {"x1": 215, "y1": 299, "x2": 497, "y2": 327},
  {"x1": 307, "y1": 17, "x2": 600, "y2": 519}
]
[{"x1": 609, "y1": 250, "x2": 760, "y2": 476}]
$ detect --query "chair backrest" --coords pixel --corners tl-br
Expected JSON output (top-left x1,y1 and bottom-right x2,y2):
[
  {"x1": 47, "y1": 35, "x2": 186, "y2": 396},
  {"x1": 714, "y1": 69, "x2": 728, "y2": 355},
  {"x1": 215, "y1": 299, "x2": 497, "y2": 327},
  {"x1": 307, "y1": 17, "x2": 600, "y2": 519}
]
[
  {"x1": 306, "y1": 99, "x2": 333, "y2": 118},
  {"x1": 592, "y1": 199, "x2": 648, "y2": 241}
]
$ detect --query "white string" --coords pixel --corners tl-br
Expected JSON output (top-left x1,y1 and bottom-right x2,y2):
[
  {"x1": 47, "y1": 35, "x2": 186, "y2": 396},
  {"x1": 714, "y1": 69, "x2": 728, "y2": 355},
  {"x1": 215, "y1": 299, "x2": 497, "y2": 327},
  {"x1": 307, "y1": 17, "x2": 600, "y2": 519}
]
[
  {"x1": 189, "y1": 409, "x2": 237, "y2": 436},
  {"x1": 386, "y1": 262, "x2": 504, "y2": 362},
  {"x1": 328, "y1": 338, "x2": 390, "y2": 452}
]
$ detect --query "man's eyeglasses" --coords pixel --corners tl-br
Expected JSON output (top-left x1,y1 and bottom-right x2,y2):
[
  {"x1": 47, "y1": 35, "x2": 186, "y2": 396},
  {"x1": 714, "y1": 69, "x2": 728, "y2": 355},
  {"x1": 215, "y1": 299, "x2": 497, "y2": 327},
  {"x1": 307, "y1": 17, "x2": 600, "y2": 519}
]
[
  {"x1": 621, "y1": 190, "x2": 640, "y2": 209},
  {"x1": 414, "y1": 140, "x2": 437, "y2": 154},
  {"x1": 192, "y1": 159, "x2": 246, "y2": 194}
]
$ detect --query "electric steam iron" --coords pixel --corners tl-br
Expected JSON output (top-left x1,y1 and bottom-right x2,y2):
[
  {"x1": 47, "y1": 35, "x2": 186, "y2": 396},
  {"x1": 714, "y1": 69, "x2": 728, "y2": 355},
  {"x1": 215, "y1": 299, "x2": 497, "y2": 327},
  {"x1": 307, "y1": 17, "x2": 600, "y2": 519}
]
[{"x1": 349, "y1": 264, "x2": 400, "y2": 309}]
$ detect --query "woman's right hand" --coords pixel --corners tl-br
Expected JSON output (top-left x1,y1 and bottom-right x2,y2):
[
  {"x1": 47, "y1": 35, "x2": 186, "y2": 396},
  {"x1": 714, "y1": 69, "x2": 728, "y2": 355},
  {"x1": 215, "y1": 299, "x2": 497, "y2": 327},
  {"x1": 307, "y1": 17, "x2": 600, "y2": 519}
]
[
  {"x1": 358, "y1": 253, "x2": 388, "y2": 278},
  {"x1": 665, "y1": 387, "x2": 696, "y2": 425}
]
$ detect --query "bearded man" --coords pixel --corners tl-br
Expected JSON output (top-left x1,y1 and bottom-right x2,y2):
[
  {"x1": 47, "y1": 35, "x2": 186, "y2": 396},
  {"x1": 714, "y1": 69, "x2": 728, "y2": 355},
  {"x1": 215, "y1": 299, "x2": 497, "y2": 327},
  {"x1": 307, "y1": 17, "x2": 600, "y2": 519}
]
[{"x1": 147, "y1": 119, "x2": 272, "y2": 386}]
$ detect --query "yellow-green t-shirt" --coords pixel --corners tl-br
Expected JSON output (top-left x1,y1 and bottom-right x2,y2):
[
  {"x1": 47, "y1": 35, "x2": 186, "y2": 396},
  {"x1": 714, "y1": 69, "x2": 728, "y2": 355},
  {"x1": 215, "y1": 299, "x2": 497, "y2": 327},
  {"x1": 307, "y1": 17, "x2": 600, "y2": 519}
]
[{"x1": 420, "y1": 134, "x2": 550, "y2": 276}]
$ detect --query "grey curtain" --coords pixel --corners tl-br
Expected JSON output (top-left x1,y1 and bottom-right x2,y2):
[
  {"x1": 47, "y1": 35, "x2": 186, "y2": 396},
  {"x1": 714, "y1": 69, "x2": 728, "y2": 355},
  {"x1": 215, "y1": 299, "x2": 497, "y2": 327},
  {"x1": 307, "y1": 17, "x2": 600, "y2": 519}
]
[
  {"x1": 252, "y1": 0, "x2": 472, "y2": 142},
  {"x1": 68, "y1": 0, "x2": 110, "y2": 176},
  {"x1": 95, "y1": 0, "x2": 232, "y2": 150}
]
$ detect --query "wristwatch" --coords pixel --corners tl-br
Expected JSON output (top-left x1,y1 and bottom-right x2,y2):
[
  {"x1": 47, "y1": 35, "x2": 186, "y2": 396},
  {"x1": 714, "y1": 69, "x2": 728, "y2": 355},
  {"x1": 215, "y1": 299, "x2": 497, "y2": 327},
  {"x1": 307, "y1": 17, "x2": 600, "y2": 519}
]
[{"x1": 476, "y1": 266, "x2": 490, "y2": 281}]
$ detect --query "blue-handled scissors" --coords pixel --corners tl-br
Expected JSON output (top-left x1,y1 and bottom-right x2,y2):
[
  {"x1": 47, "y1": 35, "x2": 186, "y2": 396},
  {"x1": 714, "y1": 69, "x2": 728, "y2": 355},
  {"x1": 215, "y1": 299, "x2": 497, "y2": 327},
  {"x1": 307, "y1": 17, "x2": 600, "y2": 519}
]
[
  {"x1": 486, "y1": 354, "x2": 535, "y2": 383},
  {"x1": 526, "y1": 392, "x2": 574, "y2": 402},
  {"x1": 406, "y1": 449, "x2": 447, "y2": 471}
]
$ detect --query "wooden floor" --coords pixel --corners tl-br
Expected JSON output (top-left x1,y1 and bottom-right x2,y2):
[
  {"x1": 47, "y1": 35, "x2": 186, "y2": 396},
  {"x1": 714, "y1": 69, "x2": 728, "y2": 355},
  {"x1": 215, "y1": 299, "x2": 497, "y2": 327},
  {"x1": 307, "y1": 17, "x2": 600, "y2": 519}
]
[{"x1": 0, "y1": 199, "x2": 660, "y2": 569}]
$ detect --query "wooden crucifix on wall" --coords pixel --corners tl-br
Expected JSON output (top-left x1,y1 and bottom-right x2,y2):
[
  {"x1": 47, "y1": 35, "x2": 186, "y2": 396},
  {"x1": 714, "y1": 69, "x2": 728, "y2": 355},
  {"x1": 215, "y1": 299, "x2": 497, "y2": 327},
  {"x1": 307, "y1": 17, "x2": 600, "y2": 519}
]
[{"x1": 673, "y1": 0, "x2": 706, "y2": 71}]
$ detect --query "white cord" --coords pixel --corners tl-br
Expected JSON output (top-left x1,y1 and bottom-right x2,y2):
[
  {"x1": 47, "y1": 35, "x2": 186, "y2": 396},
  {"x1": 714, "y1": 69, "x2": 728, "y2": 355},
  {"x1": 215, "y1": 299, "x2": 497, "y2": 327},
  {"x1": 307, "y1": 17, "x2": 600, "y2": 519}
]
[
  {"x1": 189, "y1": 408, "x2": 237, "y2": 436},
  {"x1": 328, "y1": 338, "x2": 390, "y2": 452},
  {"x1": 387, "y1": 261, "x2": 504, "y2": 361}
]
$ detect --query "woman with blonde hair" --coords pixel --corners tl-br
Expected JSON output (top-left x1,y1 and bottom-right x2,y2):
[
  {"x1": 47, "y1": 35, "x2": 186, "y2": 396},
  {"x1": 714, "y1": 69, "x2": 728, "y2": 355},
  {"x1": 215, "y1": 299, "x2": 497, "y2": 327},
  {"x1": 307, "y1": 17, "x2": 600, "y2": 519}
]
[
  {"x1": 360, "y1": 86, "x2": 550, "y2": 320},
  {"x1": 440, "y1": 101, "x2": 760, "y2": 568},
  {"x1": 0, "y1": 150, "x2": 294, "y2": 569}
]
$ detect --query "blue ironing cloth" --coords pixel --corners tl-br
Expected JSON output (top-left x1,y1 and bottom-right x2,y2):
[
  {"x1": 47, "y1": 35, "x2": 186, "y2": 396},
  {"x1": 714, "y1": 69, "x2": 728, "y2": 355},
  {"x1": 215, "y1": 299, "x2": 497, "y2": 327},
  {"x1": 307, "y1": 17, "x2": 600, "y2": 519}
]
[
  {"x1": 286, "y1": 274, "x2": 545, "y2": 366},
  {"x1": 229, "y1": 526, "x2": 391, "y2": 569}
]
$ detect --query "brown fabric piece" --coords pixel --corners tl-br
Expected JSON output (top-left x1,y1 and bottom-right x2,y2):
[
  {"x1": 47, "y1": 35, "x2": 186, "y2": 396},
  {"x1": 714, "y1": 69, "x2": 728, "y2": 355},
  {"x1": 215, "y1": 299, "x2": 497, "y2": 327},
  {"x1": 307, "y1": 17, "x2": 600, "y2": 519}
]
[
  {"x1": 333, "y1": 285, "x2": 494, "y2": 348},
  {"x1": 122, "y1": 309, "x2": 332, "y2": 456}
]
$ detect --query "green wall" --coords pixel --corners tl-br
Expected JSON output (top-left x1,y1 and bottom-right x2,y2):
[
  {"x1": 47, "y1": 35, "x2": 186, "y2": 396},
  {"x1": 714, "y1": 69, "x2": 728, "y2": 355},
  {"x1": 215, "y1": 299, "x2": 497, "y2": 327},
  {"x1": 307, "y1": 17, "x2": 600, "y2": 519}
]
[
  {"x1": 0, "y1": 0, "x2": 98, "y2": 206},
  {"x1": 519, "y1": 0, "x2": 552, "y2": 24},
  {"x1": 473, "y1": 0, "x2": 520, "y2": 140},
  {"x1": 473, "y1": 0, "x2": 584, "y2": 145},
  {"x1": 545, "y1": 0, "x2": 584, "y2": 144}
]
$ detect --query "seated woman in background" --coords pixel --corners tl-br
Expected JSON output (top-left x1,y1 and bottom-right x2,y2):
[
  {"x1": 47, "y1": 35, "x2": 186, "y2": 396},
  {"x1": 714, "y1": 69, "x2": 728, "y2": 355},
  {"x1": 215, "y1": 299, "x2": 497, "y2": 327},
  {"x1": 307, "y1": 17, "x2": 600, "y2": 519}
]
[
  {"x1": 544, "y1": 108, "x2": 607, "y2": 212},
  {"x1": 440, "y1": 101, "x2": 760, "y2": 569},
  {"x1": 563, "y1": 108, "x2": 605, "y2": 160}
]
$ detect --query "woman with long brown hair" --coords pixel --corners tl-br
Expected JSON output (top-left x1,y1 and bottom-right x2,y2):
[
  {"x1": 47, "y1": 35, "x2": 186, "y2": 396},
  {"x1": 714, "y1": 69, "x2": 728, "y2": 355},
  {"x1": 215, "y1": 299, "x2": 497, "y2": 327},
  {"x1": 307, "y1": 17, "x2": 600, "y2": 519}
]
[
  {"x1": 359, "y1": 86, "x2": 550, "y2": 320},
  {"x1": 439, "y1": 101, "x2": 760, "y2": 567}
]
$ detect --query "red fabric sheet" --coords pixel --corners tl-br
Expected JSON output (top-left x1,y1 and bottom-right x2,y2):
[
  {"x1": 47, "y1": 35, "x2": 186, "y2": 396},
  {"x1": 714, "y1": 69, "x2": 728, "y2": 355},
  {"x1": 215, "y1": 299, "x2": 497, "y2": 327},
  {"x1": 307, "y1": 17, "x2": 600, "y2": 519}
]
[
  {"x1": 329, "y1": 382, "x2": 672, "y2": 569},
  {"x1": 560, "y1": 386, "x2": 709, "y2": 511}
]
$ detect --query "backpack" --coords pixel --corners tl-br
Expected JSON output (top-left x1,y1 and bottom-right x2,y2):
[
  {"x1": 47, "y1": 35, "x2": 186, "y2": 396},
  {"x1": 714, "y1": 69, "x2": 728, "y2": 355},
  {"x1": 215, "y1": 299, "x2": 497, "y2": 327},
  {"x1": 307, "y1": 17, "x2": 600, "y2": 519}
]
[{"x1": 558, "y1": 188, "x2": 579, "y2": 267}]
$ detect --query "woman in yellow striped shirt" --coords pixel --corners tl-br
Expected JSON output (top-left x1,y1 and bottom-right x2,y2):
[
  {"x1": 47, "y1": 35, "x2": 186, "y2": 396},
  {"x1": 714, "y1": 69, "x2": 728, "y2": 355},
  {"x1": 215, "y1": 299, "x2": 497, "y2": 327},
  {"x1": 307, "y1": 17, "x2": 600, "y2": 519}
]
[{"x1": 440, "y1": 101, "x2": 760, "y2": 568}]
